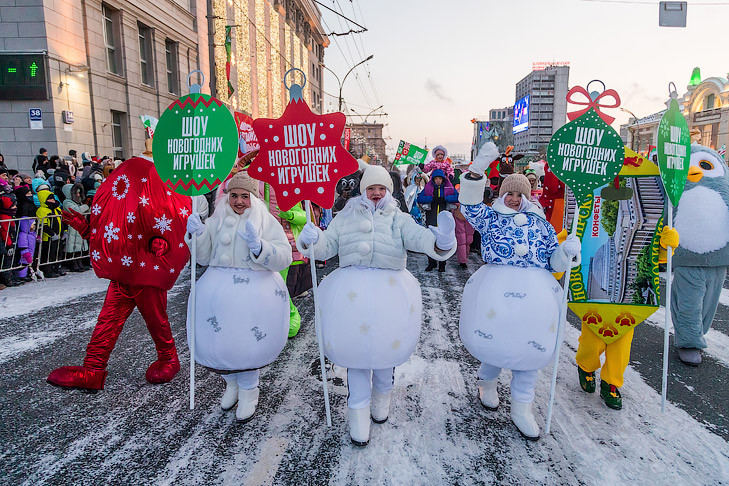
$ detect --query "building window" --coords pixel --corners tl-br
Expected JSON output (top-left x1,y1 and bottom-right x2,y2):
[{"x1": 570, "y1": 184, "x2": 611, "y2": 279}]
[
  {"x1": 111, "y1": 110, "x2": 126, "y2": 159},
  {"x1": 704, "y1": 93, "x2": 717, "y2": 111},
  {"x1": 102, "y1": 4, "x2": 121, "y2": 75},
  {"x1": 165, "y1": 39, "x2": 179, "y2": 94},
  {"x1": 138, "y1": 23, "x2": 154, "y2": 86}
]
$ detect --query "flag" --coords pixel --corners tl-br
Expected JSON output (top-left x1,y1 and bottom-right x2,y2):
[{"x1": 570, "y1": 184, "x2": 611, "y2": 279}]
[{"x1": 225, "y1": 26, "x2": 234, "y2": 97}]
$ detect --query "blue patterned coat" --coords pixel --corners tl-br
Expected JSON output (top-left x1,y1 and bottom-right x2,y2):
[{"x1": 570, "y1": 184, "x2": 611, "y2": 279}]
[{"x1": 461, "y1": 198, "x2": 559, "y2": 271}]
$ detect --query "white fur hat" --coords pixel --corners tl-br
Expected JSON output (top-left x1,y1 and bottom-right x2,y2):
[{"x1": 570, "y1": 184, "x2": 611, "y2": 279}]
[
  {"x1": 432, "y1": 145, "x2": 448, "y2": 158},
  {"x1": 359, "y1": 165, "x2": 393, "y2": 193}
]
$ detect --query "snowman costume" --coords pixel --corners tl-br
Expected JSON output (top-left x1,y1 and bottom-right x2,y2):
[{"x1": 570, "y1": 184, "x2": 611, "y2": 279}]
[
  {"x1": 185, "y1": 171, "x2": 292, "y2": 421},
  {"x1": 297, "y1": 164, "x2": 456, "y2": 446},
  {"x1": 458, "y1": 143, "x2": 580, "y2": 440}
]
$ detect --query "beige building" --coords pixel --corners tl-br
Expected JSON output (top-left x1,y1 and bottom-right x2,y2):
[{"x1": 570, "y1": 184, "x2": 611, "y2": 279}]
[
  {"x1": 347, "y1": 122, "x2": 387, "y2": 166},
  {"x1": 208, "y1": 0, "x2": 328, "y2": 119},
  {"x1": 680, "y1": 73, "x2": 729, "y2": 154},
  {"x1": 0, "y1": 0, "x2": 208, "y2": 171},
  {"x1": 0, "y1": 0, "x2": 327, "y2": 172}
]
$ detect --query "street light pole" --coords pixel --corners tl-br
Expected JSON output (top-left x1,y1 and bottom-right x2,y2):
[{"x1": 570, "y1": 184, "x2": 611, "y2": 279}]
[{"x1": 319, "y1": 55, "x2": 374, "y2": 113}]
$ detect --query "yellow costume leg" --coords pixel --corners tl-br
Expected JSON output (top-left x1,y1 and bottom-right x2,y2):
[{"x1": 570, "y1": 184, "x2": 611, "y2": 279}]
[
  {"x1": 575, "y1": 326, "x2": 606, "y2": 373},
  {"x1": 599, "y1": 329, "x2": 634, "y2": 388}
]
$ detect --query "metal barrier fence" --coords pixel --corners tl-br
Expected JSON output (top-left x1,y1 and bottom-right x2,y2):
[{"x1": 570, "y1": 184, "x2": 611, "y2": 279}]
[{"x1": 0, "y1": 211, "x2": 91, "y2": 282}]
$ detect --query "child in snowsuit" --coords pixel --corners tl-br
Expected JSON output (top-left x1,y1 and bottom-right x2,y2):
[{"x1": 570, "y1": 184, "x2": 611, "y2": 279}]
[
  {"x1": 417, "y1": 168, "x2": 458, "y2": 272},
  {"x1": 458, "y1": 143, "x2": 581, "y2": 440},
  {"x1": 297, "y1": 164, "x2": 456, "y2": 446}
]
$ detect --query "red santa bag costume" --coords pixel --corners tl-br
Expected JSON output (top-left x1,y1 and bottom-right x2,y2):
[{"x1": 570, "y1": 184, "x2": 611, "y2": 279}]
[{"x1": 47, "y1": 153, "x2": 191, "y2": 392}]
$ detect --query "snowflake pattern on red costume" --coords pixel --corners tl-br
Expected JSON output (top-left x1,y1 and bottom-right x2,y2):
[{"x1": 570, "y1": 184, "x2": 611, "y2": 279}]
[{"x1": 89, "y1": 155, "x2": 191, "y2": 290}]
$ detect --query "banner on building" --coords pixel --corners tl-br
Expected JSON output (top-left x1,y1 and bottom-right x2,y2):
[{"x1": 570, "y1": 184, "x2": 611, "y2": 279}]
[
  {"x1": 343, "y1": 127, "x2": 351, "y2": 150},
  {"x1": 234, "y1": 112, "x2": 259, "y2": 157},
  {"x1": 393, "y1": 140, "x2": 428, "y2": 165},
  {"x1": 225, "y1": 26, "x2": 234, "y2": 97}
]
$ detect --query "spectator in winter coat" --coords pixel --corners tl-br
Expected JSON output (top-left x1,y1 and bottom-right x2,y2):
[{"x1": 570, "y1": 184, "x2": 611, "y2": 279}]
[
  {"x1": 458, "y1": 142, "x2": 582, "y2": 441},
  {"x1": 185, "y1": 171, "x2": 292, "y2": 423},
  {"x1": 32, "y1": 177, "x2": 51, "y2": 208},
  {"x1": 452, "y1": 203, "x2": 475, "y2": 269},
  {"x1": 389, "y1": 171, "x2": 408, "y2": 212},
  {"x1": 296, "y1": 163, "x2": 456, "y2": 447},
  {"x1": 61, "y1": 183, "x2": 89, "y2": 272},
  {"x1": 0, "y1": 191, "x2": 18, "y2": 287},
  {"x1": 12, "y1": 186, "x2": 37, "y2": 281},
  {"x1": 32, "y1": 148, "x2": 48, "y2": 174},
  {"x1": 423, "y1": 145, "x2": 455, "y2": 180},
  {"x1": 36, "y1": 190, "x2": 64, "y2": 278},
  {"x1": 417, "y1": 168, "x2": 459, "y2": 271}
]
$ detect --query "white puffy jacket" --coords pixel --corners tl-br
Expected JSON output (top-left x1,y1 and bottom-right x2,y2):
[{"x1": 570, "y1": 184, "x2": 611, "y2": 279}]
[
  {"x1": 185, "y1": 194, "x2": 292, "y2": 272},
  {"x1": 297, "y1": 197, "x2": 455, "y2": 269}
]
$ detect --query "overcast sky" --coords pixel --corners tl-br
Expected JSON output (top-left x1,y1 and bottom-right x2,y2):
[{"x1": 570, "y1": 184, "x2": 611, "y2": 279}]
[{"x1": 318, "y1": 0, "x2": 728, "y2": 159}]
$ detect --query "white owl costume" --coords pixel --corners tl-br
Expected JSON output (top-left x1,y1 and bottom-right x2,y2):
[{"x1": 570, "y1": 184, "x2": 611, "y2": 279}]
[{"x1": 671, "y1": 143, "x2": 729, "y2": 351}]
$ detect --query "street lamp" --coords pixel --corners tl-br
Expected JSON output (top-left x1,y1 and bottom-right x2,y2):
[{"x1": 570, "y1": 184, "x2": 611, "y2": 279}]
[
  {"x1": 620, "y1": 107, "x2": 640, "y2": 151},
  {"x1": 320, "y1": 54, "x2": 374, "y2": 112}
]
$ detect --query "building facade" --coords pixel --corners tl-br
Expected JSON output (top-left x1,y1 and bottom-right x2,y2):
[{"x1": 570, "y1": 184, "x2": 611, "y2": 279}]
[
  {"x1": 620, "y1": 70, "x2": 729, "y2": 160},
  {"x1": 679, "y1": 73, "x2": 729, "y2": 155},
  {"x1": 208, "y1": 0, "x2": 327, "y2": 119},
  {"x1": 0, "y1": 0, "x2": 208, "y2": 171},
  {"x1": 513, "y1": 65, "x2": 569, "y2": 154},
  {"x1": 347, "y1": 122, "x2": 387, "y2": 165},
  {"x1": 0, "y1": 0, "x2": 327, "y2": 172}
]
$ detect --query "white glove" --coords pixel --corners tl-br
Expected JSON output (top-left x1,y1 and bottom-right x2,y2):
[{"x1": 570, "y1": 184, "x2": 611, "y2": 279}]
[
  {"x1": 298, "y1": 222, "x2": 320, "y2": 247},
  {"x1": 186, "y1": 212, "x2": 204, "y2": 236},
  {"x1": 429, "y1": 211, "x2": 456, "y2": 250},
  {"x1": 561, "y1": 235, "x2": 581, "y2": 258},
  {"x1": 469, "y1": 141, "x2": 500, "y2": 175},
  {"x1": 237, "y1": 220, "x2": 262, "y2": 255}
]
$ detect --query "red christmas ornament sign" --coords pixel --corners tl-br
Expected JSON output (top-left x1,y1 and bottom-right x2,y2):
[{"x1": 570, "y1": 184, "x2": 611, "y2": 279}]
[{"x1": 249, "y1": 92, "x2": 359, "y2": 211}]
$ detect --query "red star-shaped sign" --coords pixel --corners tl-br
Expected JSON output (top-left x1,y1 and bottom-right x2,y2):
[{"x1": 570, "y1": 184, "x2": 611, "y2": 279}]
[{"x1": 250, "y1": 96, "x2": 359, "y2": 211}]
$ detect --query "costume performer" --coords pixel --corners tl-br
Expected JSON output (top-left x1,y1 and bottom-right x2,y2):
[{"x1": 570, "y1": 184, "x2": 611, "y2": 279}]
[
  {"x1": 186, "y1": 171, "x2": 292, "y2": 422},
  {"x1": 47, "y1": 143, "x2": 191, "y2": 391},
  {"x1": 297, "y1": 164, "x2": 456, "y2": 446},
  {"x1": 670, "y1": 143, "x2": 727, "y2": 366},
  {"x1": 458, "y1": 143, "x2": 581, "y2": 440}
]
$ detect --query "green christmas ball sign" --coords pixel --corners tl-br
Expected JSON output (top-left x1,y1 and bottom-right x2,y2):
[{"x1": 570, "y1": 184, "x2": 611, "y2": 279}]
[
  {"x1": 547, "y1": 108, "x2": 625, "y2": 205},
  {"x1": 152, "y1": 93, "x2": 239, "y2": 196},
  {"x1": 657, "y1": 98, "x2": 691, "y2": 207}
]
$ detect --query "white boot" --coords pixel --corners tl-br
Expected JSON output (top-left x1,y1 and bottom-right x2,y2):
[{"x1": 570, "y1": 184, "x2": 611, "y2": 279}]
[
  {"x1": 371, "y1": 390, "x2": 392, "y2": 424},
  {"x1": 510, "y1": 400, "x2": 540, "y2": 441},
  {"x1": 236, "y1": 387, "x2": 259, "y2": 423},
  {"x1": 220, "y1": 377, "x2": 239, "y2": 411},
  {"x1": 476, "y1": 379, "x2": 499, "y2": 411},
  {"x1": 348, "y1": 406, "x2": 371, "y2": 446}
]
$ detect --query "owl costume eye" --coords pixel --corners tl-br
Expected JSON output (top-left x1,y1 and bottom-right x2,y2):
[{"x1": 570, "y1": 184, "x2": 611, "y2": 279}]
[{"x1": 690, "y1": 153, "x2": 725, "y2": 178}]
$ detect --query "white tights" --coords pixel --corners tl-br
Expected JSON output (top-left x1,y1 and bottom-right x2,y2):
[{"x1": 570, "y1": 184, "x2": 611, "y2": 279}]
[
  {"x1": 222, "y1": 370, "x2": 260, "y2": 390},
  {"x1": 347, "y1": 367, "x2": 395, "y2": 409}
]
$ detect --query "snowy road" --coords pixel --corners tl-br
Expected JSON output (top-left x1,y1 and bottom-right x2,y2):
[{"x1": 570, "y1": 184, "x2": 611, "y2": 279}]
[{"x1": 1, "y1": 253, "x2": 728, "y2": 485}]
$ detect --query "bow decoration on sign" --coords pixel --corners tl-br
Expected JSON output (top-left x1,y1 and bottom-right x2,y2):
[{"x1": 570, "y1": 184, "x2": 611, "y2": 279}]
[{"x1": 566, "y1": 85, "x2": 621, "y2": 125}]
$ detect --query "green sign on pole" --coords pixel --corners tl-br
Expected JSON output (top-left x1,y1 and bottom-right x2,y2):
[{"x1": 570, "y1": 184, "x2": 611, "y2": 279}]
[
  {"x1": 393, "y1": 140, "x2": 429, "y2": 165},
  {"x1": 152, "y1": 93, "x2": 239, "y2": 196},
  {"x1": 546, "y1": 108, "x2": 624, "y2": 205},
  {"x1": 656, "y1": 98, "x2": 691, "y2": 206}
]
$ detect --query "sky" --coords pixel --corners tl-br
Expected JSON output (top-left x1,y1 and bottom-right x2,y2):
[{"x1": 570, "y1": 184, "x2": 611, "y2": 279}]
[{"x1": 318, "y1": 0, "x2": 729, "y2": 160}]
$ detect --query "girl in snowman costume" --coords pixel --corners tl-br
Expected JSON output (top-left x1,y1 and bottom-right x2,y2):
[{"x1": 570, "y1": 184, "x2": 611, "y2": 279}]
[
  {"x1": 297, "y1": 164, "x2": 457, "y2": 446},
  {"x1": 185, "y1": 171, "x2": 292, "y2": 422},
  {"x1": 458, "y1": 143, "x2": 581, "y2": 440}
]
